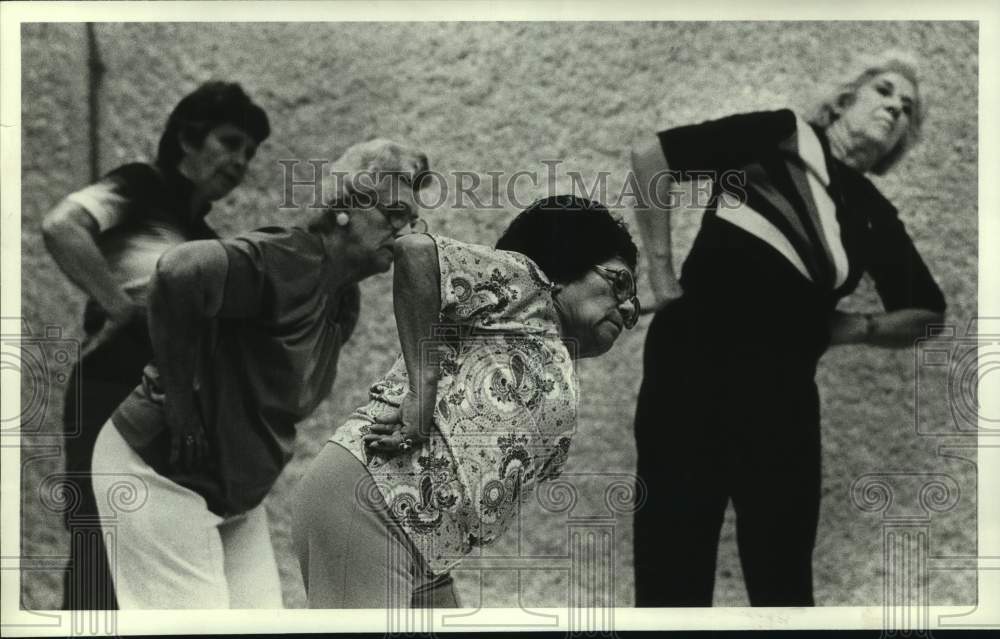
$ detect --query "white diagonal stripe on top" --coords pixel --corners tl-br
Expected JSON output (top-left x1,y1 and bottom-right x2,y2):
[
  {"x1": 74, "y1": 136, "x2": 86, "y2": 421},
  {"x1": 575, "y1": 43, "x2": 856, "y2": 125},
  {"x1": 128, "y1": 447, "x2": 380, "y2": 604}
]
[
  {"x1": 795, "y1": 113, "x2": 849, "y2": 288},
  {"x1": 716, "y1": 190, "x2": 813, "y2": 282}
]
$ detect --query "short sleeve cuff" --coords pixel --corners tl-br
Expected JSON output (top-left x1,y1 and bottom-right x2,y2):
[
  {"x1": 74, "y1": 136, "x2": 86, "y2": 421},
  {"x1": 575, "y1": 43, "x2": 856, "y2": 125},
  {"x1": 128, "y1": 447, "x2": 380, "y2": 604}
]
[{"x1": 66, "y1": 183, "x2": 128, "y2": 232}]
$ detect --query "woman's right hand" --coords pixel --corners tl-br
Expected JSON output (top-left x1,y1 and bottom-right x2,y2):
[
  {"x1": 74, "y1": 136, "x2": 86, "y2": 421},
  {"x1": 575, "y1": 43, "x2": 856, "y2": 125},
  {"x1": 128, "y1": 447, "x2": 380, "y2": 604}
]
[
  {"x1": 364, "y1": 388, "x2": 434, "y2": 456},
  {"x1": 151, "y1": 367, "x2": 210, "y2": 472},
  {"x1": 165, "y1": 396, "x2": 212, "y2": 472},
  {"x1": 81, "y1": 297, "x2": 146, "y2": 358}
]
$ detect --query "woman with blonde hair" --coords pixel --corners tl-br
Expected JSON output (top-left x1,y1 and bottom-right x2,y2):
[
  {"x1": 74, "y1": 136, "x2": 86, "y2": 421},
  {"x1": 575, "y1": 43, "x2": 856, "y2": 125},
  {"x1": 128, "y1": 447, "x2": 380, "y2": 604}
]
[{"x1": 629, "y1": 51, "x2": 945, "y2": 606}]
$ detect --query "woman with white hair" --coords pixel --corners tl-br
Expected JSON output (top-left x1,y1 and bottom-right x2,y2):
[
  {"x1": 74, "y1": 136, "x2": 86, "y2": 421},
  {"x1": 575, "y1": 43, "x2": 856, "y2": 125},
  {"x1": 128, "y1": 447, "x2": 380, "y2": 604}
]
[
  {"x1": 629, "y1": 52, "x2": 946, "y2": 606},
  {"x1": 90, "y1": 139, "x2": 429, "y2": 609}
]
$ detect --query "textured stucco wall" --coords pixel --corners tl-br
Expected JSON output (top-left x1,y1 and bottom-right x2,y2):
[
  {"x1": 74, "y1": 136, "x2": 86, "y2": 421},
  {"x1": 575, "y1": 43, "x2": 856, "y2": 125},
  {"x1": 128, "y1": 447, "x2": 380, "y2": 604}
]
[{"x1": 20, "y1": 21, "x2": 978, "y2": 610}]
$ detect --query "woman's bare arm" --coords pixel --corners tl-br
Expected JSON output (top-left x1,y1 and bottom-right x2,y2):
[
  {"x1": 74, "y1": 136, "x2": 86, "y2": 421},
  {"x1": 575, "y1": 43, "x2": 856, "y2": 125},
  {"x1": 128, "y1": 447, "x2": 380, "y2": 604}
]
[
  {"x1": 41, "y1": 199, "x2": 140, "y2": 323},
  {"x1": 829, "y1": 308, "x2": 945, "y2": 348},
  {"x1": 631, "y1": 138, "x2": 683, "y2": 312},
  {"x1": 147, "y1": 241, "x2": 228, "y2": 470},
  {"x1": 366, "y1": 233, "x2": 442, "y2": 453}
]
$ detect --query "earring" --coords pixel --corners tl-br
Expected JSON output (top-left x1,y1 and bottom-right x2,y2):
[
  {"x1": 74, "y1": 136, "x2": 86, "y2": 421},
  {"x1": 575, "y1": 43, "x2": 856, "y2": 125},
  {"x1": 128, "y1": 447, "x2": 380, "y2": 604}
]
[{"x1": 335, "y1": 211, "x2": 350, "y2": 226}]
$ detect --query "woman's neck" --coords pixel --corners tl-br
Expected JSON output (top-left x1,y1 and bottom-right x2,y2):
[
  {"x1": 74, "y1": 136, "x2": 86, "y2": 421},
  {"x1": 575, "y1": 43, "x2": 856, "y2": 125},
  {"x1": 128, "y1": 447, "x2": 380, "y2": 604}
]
[
  {"x1": 825, "y1": 119, "x2": 880, "y2": 173},
  {"x1": 170, "y1": 163, "x2": 211, "y2": 218}
]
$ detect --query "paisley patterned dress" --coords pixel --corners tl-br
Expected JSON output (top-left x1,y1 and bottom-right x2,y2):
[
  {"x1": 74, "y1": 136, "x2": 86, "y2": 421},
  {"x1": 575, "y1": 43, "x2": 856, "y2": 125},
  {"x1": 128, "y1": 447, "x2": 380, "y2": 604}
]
[{"x1": 330, "y1": 235, "x2": 578, "y2": 574}]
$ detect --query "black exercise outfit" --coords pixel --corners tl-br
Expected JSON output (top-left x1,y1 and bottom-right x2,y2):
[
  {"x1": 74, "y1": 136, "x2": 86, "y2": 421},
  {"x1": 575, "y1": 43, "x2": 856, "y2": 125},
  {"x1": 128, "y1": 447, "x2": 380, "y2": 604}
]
[{"x1": 633, "y1": 110, "x2": 946, "y2": 606}]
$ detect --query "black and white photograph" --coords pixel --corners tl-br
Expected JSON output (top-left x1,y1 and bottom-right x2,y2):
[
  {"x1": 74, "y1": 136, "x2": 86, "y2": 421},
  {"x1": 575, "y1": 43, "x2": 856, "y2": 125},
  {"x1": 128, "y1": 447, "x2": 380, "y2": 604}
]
[{"x1": 1, "y1": 1, "x2": 997, "y2": 635}]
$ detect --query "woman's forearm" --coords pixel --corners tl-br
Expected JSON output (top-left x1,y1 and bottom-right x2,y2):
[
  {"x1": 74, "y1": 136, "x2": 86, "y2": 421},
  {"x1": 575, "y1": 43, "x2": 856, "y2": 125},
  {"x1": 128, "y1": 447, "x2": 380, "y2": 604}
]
[
  {"x1": 829, "y1": 308, "x2": 945, "y2": 348},
  {"x1": 147, "y1": 242, "x2": 229, "y2": 431},
  {"x1": 148, "y1": 254, "x2": 207, "y2": 423},
  {"x1": 41, "y1": 200, "x2": 136, "y2": 319},
  {"x1": 392, "y1": 235, "x2": 442, "y2": 437},
  {"x1": 631, "y1": 142, "x2": 683, "y2": 305},
  {"x1": 634, "y1": 199, "x2": 679, "y2": 296}
]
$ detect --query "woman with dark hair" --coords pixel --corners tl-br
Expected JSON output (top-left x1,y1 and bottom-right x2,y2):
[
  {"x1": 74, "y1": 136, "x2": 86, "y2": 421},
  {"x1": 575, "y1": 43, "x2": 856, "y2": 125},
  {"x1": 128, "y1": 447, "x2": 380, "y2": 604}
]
[
  {"x1": 629, "y1": 52, "x2": 946, "y2": 606},
  {"x1": 89, "y1": 139, "x2": 431, "y2": 609},
  {"x1": 293, "y1": 195, "x2": 640, "y2": 608},
  {"x1": 41, "y1": 80, "x2": 270, "y2": 610}
]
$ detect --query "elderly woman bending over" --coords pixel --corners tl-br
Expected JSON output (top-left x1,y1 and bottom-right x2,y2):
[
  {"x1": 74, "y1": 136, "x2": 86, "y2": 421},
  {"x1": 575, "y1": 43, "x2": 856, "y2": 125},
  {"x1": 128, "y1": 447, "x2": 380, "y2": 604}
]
[
  {"x1": 293, "y1": 195, "x2": 640, "y2": 608},
  {"x1": 630, "y1": 52, "x2": 946, "y2": 606},
  {"x1": 90, "y1": 139, "x2": 429, "y2": 609}
]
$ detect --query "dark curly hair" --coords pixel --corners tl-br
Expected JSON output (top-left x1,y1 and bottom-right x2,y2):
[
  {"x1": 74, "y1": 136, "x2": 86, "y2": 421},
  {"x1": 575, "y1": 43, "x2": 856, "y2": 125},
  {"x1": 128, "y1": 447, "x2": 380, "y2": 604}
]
[
  {"x1": 156, "y1": 81, "x2": 271, "y2": 170},
  {"x1": 495, "y1": 195, "x2": 638, "y2": 283}
]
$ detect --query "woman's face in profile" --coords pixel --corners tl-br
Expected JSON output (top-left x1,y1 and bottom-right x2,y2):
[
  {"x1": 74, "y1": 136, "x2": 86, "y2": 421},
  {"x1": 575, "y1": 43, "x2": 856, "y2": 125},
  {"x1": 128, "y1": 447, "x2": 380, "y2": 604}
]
[
  {"x1": 180, "y1": 123, "x2": 258, "y2": 202},
  {"x1": 555, "y1": 257, "x2": 637, "y2": 359},
  {"x1": 345, "y1": 178, "x2": 424, "y2": 275},
  {"x1": 839, "y1": 71, "x2": 916, "y2": 159}
]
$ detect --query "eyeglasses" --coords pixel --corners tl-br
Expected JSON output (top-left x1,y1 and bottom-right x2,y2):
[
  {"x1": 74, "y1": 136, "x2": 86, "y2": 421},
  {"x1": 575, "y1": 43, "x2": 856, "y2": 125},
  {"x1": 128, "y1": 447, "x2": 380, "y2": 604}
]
[
  {"x1": 592, "y1": 265, "x2": 640, "y2": 329},
  {"x1": 376, "y1": 202, "x2": 428, "y2": 234},
  {"x1": 384, "y1": 212, "x2": 428, "y2": 234}
]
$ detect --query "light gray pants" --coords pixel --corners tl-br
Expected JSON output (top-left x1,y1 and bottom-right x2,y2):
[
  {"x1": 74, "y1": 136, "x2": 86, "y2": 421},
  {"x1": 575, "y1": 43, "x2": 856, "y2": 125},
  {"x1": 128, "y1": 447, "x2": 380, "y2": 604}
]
[
  {"x1": 292, "y1": 442, "x2": 459, "y2": 609},
  {"x1": 91, "y1": 422, "x2": 283, "y2": 609}
]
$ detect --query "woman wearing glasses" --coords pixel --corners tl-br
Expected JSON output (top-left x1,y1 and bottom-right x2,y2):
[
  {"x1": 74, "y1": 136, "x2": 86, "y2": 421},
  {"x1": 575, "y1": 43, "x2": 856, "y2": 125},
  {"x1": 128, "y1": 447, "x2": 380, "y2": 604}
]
[
  {"x1": 293, "y1": 195, "x2": 640, "y2": 608},
  {"x1": 90, "y1": 139, "x2": 430, "y2": 609}
]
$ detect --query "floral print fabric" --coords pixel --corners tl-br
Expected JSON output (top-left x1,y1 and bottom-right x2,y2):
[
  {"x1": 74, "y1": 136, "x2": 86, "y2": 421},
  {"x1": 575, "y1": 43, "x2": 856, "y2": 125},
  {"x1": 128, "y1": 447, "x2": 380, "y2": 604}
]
[{"x1": 330, "y1": 235, "x2": 578, "y2": 574}]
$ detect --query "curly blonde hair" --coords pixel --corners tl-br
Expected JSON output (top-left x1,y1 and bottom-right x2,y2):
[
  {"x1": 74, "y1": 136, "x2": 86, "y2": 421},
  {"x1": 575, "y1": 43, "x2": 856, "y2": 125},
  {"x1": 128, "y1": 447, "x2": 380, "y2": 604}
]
[{"x1": 805, "y1": 51, "x2": 926, "y2": 175}]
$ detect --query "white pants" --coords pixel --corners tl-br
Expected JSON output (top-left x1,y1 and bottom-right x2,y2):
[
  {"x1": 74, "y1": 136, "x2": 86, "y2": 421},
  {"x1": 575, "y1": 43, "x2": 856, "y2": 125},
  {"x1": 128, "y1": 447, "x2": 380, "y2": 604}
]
[{"x1": 91, "y1": 422, "x2": 283, "y2": 609}]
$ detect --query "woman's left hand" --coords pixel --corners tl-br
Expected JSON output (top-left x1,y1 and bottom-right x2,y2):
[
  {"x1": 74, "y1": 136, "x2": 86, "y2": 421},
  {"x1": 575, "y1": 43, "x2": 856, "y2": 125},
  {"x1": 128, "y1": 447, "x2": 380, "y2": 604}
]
[{"x1": 364, "y1": 390, "x2": 431, "y2": 456}]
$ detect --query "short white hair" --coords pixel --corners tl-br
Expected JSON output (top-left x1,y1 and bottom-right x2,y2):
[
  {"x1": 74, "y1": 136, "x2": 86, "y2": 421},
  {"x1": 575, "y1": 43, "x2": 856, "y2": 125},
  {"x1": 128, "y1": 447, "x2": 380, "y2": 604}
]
[
  {"x1": 805, "y1": 51, "x2": 926, "y2": 175},
  {"x1": 328, "y1": 138, "x2": 429, "y2": 202},
  {"x1": 311, "y1": 139, "x2": 430, "y2": 232}
]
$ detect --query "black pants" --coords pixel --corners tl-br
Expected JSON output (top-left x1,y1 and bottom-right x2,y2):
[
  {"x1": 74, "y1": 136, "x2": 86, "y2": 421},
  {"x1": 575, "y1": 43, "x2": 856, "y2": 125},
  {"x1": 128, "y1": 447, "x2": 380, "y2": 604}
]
[
  {"x1": 633, "y1": 299, "x2": 822, "y2": 607},
  {"x1": 61, "y1": 321, "x2": 151, "y2": 611}
]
